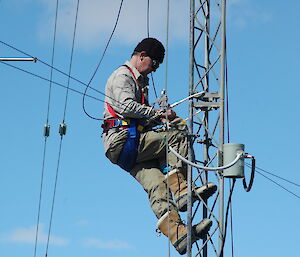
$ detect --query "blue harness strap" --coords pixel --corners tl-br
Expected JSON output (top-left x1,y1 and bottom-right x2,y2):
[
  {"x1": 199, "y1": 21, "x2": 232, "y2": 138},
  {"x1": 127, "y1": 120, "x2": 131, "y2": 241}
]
[{"x1": 117, "y1": 119, "x2": 140, "y2": 172}]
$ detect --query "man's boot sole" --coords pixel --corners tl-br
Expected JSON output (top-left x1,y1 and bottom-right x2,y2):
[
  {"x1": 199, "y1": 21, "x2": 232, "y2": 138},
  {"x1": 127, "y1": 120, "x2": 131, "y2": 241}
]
[
  {"x1": 173, "y1": 218, "x2": 213, "y2": 255},
  {"x1": 176, "y1": 182, "x2": 217, "y2": 212}
]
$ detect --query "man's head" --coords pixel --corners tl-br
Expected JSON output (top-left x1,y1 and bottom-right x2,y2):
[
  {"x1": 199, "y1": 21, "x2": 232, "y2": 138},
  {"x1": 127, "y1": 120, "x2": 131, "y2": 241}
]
[{"x1": 131, "y1": 38, "x2": 165, "y2": 75}]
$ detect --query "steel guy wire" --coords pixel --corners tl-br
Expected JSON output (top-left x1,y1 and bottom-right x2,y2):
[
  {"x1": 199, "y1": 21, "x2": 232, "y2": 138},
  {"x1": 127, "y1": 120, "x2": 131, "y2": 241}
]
[
  {"x1": 82, "y1": 0, "x2": 124, "y2": 120},
  {"x1": 34, "y1": 0, "x2": 59, "y2": 256}
]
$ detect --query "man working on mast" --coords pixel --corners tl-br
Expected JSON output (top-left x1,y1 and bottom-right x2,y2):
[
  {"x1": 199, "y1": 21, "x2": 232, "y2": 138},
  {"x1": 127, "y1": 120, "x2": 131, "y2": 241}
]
[{"x1": 102, "y1": 38, "x2": 217, "y2": 255}]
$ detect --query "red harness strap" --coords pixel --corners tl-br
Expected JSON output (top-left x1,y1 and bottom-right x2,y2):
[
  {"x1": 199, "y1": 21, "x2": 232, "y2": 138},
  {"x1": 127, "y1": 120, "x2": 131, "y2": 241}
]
[
  {"x1": 124, "y1": 65, "x2": 145, "y2": 104},
  {"x1": 106, "y1": 65, "x2": 145, "y2": 117}
]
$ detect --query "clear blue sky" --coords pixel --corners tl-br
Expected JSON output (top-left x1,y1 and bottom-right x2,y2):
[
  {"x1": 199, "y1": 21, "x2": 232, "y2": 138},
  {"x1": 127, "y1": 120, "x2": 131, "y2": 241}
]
[{"x1": 1, "y1": 1, "x2": 300, "y2": 257}]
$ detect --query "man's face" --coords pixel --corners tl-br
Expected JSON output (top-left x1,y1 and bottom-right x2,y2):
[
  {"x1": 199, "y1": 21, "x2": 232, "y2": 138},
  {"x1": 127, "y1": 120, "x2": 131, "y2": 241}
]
[{"x1": 138, "y1": 52, "x2": 160, "y2": 75}]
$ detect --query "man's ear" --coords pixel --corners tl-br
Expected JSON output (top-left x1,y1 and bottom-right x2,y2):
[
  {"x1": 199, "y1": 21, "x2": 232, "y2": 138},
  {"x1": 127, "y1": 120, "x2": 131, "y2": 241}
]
[{"x1": 140, "y1": 51, "x2": 147, "y2": 60}]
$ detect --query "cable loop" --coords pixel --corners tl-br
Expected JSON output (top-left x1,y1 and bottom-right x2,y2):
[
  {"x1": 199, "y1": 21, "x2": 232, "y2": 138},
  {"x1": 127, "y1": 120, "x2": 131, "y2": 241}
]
[{"x1": 242, "y1": 155, "x2": 256, "y2": 192}]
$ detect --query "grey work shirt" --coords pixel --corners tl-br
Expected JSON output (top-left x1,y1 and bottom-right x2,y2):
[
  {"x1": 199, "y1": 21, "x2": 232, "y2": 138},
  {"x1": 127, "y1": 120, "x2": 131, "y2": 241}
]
[{"x1": 102, "y1": 61, "x2": 157, "y2": 155}]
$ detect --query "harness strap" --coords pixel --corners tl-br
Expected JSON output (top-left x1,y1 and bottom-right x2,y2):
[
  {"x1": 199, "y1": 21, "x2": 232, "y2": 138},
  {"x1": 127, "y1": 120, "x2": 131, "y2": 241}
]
[
  {"x1": 123, "y1": 64, "x2": 145, "y2": 104},
  {"x1": 106, "y1": 102, "x2": 119, "y2": 119},
  {"x1": 105, "y1": 64, "x2": 145, "y2": 118}
]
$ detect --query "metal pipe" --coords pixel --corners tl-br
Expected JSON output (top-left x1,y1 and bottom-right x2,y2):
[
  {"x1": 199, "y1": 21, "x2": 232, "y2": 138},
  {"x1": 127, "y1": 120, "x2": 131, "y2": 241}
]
[{"x1": 0, "y1": 57, "x2": 37, "y2": 62}]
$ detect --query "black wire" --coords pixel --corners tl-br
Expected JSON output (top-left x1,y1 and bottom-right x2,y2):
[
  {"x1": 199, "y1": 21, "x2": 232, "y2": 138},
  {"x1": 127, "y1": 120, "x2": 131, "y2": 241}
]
[
  {"x1": 229, "y1": 179, "x2": 235, "y2": 257},
  {"x1": 46, "y1": 0, "x2": 59, "y2": 125},
  {"x1": 219, "y1": 179, "x2": 236, "y2": 257},
  {"x1": 256, "y1": 170, "x2": 300, "y2": 199},
  {"x1": 246, "y1": 164, "x2": 300, "y2": 200},
  {"x1": 82, "y1": 0, "x2": 124, "y2": 120},
  {"x1": 44, "y1": 1, "x2": 60, "y2": 256},
  {"x1": 0, "y1": 40, "x2": 163, "y2": 123},
  {"x1": 0, "y1": 61, "x2": 102, "y2": 102},
  {"x1": 146, "y1": 0, "x2": 158, "y2": 100},
  {"x1": 34, "y1": 1, "x2": 59, "y2": 256},
  {"x1": 249, "y1": 164, "x2": 300, "y2": 188},
  {"x1": 33, "y1": 137, "x2": 47, "y2": 257},
  {"x1": 45, "y1": 138, "x2": 64, "y2": 257},
  {"x1": 147, "y1": 0, "x2": 150, "y2": 37},
  {"x1": 1, "y1": 60, "x2": 166, "y2": 129},
  {"x1": 224, "y1": 26, "x2": 234, "y2": 257},
  {"x1": 0, "y1": 40, "x2": 104, "y2": 96},
  {"x1": 0, "y1": 40, "x2": 160, "y2": 123},
  {"x1": 62, "y1": 0, "x2": 80, "y2": 122}
]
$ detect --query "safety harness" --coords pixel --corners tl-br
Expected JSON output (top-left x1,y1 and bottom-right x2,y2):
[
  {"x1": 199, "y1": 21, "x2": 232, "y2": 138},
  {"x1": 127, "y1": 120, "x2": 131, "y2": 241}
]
[{"x1": 103, "y1": 65, "x2": 145, "y2": 172}]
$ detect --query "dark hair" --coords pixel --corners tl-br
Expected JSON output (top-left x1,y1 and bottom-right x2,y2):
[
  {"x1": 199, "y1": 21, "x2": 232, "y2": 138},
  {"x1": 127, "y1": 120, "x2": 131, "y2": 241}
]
[{"x1": 133, "y1": 38, "x2": 165, "y2": 63}]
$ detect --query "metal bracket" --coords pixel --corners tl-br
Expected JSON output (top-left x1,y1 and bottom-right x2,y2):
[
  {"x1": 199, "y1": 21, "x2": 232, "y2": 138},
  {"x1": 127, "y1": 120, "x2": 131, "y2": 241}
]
[{"x1": 194, "y1": 91, "x2": 220, "y2": 111}]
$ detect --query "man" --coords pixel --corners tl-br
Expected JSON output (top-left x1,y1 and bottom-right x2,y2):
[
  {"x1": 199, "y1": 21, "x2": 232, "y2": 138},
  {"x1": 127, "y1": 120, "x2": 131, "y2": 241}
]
[{"x1": 102, "y1": 38, "x2": 217, "y2": 255}]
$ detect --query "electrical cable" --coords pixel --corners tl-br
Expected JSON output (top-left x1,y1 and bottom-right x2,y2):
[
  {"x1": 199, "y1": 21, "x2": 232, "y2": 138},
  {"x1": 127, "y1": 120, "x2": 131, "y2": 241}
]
[
  {"x1": 0, "y1": 40, "x2": 105, "y2": 96},
  {"x1": 33, "y1": 1, "x2": 60, "y2": 256},
  {"x1": 250, "y1": 165, "x2": 300, "y2": 188},
  {"x1": 169, "y1": 146, "x2": 243, "y2": 171},
  {"x1": 82, "y1": 0, "x2": 124, "y2": 120},
  {"x1": 33, "y1": 137, "x2": 47, "y2": 257},
  {"x1": 43, "y1": 1, "x2": 60, "y2": 256},
  {"x1": 62, "y1": 0, "x2": 80, "y2": 121},
  {"x1": 0, "y1": 60, "x2": 169, "y2": 131},
  {"x1": 229, "y1": 179, "x2": 235, "y2": 257},
  {"x1": 0, "y1": 31, "x2": 159, "y2": 122},
  {"x1": 44, "y1": 2, "x2": 80, "y2": 255},
  {"x1": 0, "y1": 61, "x2": 102, "y2": 102},
  {"x1": 246, "y1": 164, "x2": 300, "y2": 200},
  {"x1": 163, "y1": 1, "x2": 171, "y2": 256},
  {"x1": 146, "y1": 0, "x2": 158, "y2": 100},
  {"x1": 224, "y1": 36, "x2": 235, "y2": 257},
  {"x1": 218, "y1": 179, "x2": 236, "y2": 257}
]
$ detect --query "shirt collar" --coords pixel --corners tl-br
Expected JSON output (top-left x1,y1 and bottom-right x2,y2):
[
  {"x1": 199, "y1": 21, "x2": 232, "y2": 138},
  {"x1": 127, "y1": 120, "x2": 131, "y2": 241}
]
[{"x1": 124, "y1": 60, "x2": 143, "y2": 81}]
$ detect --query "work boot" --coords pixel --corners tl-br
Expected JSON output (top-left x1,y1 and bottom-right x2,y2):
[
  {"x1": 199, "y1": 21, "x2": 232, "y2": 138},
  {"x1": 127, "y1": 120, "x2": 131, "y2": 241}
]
[
  {"x1": 165, "y1": 169, "x2": 217, "y2": 212},
  {"x1": 157, "y1": 210, "x2": 212, "y2": 255}
]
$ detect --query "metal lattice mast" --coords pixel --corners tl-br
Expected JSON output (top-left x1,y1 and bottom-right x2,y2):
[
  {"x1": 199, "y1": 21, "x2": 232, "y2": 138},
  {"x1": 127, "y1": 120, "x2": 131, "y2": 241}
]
[{"x1": 187, "y1": 0, "x2": 227, "y2": 257}]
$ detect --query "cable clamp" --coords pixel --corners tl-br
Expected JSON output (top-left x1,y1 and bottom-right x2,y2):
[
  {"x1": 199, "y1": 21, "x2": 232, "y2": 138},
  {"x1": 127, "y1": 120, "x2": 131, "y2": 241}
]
[
  {"x1": 44, "y1": 124, "x2": 50, "y2": 137},
  {"x1": 59, "y1": 122, "x2": 67, "y2": 136}
]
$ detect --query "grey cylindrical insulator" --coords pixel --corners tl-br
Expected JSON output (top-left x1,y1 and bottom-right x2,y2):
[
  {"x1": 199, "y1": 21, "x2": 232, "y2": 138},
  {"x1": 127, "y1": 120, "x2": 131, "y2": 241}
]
[{"x1": 223, "y1": 143, "x2": 245, "y2": 178}]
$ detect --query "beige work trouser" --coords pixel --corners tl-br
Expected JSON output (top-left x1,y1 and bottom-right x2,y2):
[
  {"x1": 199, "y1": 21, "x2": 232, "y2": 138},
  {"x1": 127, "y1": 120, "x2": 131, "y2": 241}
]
[{"x1": 106, "y1": 118, "x2": 188, "y2": 219}]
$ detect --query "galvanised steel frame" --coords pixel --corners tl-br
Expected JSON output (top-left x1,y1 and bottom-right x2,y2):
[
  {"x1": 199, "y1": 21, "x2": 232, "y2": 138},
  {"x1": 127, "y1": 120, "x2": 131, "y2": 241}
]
[{"x1": 187, "y1": 0, "x2": 227, "y2": 257}]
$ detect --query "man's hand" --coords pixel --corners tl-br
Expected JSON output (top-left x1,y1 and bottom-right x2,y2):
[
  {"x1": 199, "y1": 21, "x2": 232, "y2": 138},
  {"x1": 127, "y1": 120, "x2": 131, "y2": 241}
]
[{"x1": 159, "y1": 108, "x2": 177, "y2": 122}]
